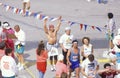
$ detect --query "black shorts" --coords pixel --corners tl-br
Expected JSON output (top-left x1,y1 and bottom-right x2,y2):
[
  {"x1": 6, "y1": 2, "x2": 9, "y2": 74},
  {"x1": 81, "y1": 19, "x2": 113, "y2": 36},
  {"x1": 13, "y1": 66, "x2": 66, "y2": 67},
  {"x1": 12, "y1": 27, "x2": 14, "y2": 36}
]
[{"x1": 50, "y1": 55, "x2": 58, "y2": 60}]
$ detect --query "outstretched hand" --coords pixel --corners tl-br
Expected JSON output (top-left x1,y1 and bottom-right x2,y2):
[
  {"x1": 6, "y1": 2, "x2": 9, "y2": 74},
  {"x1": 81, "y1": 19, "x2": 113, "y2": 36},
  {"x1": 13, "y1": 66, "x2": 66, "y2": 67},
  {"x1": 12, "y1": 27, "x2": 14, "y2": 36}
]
[{"x1": 58, "y1": 16, "x2": 62, "y2": 20}]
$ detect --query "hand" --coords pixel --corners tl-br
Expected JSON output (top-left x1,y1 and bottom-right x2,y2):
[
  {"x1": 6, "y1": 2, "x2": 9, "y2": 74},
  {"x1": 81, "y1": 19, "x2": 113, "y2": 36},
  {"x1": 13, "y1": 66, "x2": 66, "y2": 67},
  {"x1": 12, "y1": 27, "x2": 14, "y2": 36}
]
[
  {"x1": 63, "y1": 48, "x2": 67, "y2": 52},
  {"x1": 44, "y1": 18, "x2": 48, "y2": 22},
  {"x1": 58, "y1": 16, "x2": 62, "y2": 20}
]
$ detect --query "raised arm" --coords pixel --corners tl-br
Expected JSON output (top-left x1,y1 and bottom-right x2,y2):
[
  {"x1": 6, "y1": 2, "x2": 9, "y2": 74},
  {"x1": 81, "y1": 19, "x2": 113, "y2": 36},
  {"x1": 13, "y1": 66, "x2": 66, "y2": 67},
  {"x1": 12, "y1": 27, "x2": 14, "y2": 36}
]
[
  {"x1": 55, "y1": 16, "x2": 62, "y2": 32},
  {"x1": 44, "y1": 18, "x2": 48, "y2": 34}
]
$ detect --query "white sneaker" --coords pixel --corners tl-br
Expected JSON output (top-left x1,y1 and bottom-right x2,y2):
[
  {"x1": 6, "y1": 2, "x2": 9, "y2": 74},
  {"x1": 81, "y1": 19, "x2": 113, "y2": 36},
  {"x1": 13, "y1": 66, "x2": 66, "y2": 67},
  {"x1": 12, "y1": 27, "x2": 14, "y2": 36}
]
[
  {"x1": 18, "y1": 65, "x2": 24, "y2": 71},
  {"x1": 17, "y1": 63, "x2": 20, "y2": 68},
  {"x1": 53, "y1": 66, "x2": 56, "y2": 71},
  {"x1": 51, "y1": 67, "x2": 54, "y2": 71}
]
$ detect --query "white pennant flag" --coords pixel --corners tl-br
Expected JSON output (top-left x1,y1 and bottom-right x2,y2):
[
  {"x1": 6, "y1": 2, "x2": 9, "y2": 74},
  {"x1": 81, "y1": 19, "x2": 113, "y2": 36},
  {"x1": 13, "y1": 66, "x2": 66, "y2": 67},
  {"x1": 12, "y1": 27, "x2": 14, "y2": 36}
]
[
  {"x1": 19, "y1": 9, "x2": 23, "y2": 14},
  {"x1": 36, "y1": 14, "x2": 40, "y2": 19},
  {"x1": 0, "y1": 2, "x2": 2, "y2": 6},
  {"x1": 50, "y1": 18, "x2": 58, "y2": 22},
  {"x1": 13, "y1": 8, "x2": 17, "y2": 14},
  {"x1": 6, "y1": 6, "x2": 10, "y2": 11}
]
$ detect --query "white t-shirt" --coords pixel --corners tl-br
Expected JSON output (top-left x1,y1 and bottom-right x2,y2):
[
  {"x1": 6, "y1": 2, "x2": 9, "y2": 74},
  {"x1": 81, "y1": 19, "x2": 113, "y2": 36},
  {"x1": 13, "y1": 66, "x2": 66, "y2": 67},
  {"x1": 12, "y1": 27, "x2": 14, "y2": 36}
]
[
  {"x1": 106, "y1": 18, "x2": 116, "y2": 33},
  {"x1": 113, "y1": 35, "x2": 120, "y2": 52},
  {"x1": 0, "y1": 55, "x2": 17, "y2": 77},
  {"x1": 81, "y1": 58, "x2": 99, "y2": 78},
  {"x1": 83, "y1": 44, "x2": 92, "y2": 56},
  {"x1": 59, "y1": 33, "x2": 73, "y2": 49},
  {"x1": 15, "y1": 29, "x2": 25, "y2": 45}
]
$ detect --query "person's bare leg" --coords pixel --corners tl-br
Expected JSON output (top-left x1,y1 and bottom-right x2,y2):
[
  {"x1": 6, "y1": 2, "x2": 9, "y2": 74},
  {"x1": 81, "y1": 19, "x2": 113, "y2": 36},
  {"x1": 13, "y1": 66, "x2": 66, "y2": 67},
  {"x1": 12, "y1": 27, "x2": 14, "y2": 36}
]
[{"x1": 75, "y1": 68, "x2": 80, "y2": 78}]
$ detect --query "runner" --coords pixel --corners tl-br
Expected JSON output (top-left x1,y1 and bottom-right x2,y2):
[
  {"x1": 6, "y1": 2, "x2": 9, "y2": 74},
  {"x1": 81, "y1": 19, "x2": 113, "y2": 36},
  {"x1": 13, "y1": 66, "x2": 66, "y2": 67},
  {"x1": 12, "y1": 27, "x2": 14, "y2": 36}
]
[
  {"x1": 43, "y1": 16, "x2": 61, "y2": 71},
  {"x1": 81, "y1": 37, "x2": 94, "y2": 61},
  {"x1": 105, "y1": 12, "x2": 116, "y2": 50},
  {"x1": 81, "y1": 54, "x2": 99, "y2": 78},
  {"x1": 14, "y1": 25, "x2": 25, "y2": 71},
  {"x1": 2, "y1": 22, "x2": 15, "y2": 58},
  {"x1": 112, "y1": 28, "x2": 120, "y2": 78},
  {"x1": 67, "y1": 40, "x2": 80, "y2": 78},
  {"x1": 56, "y1": 54, "x2": 67, "y2": 78},
  {"x1": 0, "y1": 48, "x2": 18, "y2": 78},
  {"x1": 98, "y1": 63, "x2": 120, "y2": 78},
  {"x1": 36, "y1": 40, "x2": 48, "y2": 78},
  {"x1": 59, "y1": 26, "x2": 74, "y2": 65}
]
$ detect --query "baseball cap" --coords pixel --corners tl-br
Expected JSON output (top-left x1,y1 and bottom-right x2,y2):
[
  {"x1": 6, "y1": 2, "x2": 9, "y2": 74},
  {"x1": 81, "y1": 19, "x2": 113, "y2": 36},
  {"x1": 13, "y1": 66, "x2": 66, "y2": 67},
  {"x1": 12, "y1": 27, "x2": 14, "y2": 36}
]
[
  {"x1": 2, "y1": 22, "x2": 10, "y2": 29},
  {"x1": 65, "y1": 26, "x2": 71, "y2": 31}
]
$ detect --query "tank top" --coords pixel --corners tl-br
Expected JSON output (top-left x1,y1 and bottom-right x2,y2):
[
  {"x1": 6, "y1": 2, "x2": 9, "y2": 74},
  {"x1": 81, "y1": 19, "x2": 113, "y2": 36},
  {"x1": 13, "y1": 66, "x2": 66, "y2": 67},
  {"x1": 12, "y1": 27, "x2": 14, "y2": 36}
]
[
  {"x1": 69, "y1": 48, "x2": 80, "y2": 62},
  {"x1": 83, "y1": 44, "x2": 92, "y2": 56}
]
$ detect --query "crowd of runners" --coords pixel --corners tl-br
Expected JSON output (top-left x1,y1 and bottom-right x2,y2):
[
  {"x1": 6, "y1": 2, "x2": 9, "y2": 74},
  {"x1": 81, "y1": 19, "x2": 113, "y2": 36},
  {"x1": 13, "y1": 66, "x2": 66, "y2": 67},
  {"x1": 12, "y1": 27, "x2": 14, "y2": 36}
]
[{"x1": 0, "y1": 0, "x2": 120, "y2": 78}]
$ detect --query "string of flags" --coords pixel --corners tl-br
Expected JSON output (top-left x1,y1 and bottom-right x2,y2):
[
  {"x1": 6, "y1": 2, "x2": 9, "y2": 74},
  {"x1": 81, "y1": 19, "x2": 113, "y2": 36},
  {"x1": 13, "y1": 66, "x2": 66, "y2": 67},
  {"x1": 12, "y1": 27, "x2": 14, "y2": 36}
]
[{"x1": 0, "y1": 2, "x2": 105, "y2": 32}]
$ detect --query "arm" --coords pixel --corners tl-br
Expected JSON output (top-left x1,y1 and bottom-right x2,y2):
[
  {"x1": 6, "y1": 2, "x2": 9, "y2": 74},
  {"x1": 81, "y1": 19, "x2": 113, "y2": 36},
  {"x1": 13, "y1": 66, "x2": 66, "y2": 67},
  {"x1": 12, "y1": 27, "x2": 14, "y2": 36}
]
[
  {"x1": 97, "y1": 69, "x2": 109, "y2": 74},
  {"x1": 81, "y1": 67, "x2": 89, "y2": 78},
  {"x1": 55, "y1": 16, "x2": 62, "y2": 32},
  {"x1": 66, "y1": 49, "x2": 71, "y2": 65},
  {"x1": 43, "y1": 18, "x2": 48, "y2": 34}
]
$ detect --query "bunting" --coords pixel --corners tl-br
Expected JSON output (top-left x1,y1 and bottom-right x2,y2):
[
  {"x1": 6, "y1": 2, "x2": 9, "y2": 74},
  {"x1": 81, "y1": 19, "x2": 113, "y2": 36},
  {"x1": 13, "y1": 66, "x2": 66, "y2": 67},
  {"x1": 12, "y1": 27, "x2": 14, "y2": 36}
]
[{"x1": 0, "y1": 2, "x2": 104, "y2": 32}]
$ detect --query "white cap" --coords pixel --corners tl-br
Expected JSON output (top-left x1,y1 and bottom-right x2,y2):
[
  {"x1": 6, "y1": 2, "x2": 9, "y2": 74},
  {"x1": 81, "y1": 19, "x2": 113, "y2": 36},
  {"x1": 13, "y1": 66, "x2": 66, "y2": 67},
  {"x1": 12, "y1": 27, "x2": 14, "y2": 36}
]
[
  {"x1": 58, "y1": 54, "x2": 64, "y2": 61},
  {"x1": 2, "y1": 22, "x2": 10, "y2": 29},
  {"x1": 118, "y1": 28, "x2": 120, "y2": 35},
  {"x1": 65, "y1": 26, "x2": 71, "y2": 31}
]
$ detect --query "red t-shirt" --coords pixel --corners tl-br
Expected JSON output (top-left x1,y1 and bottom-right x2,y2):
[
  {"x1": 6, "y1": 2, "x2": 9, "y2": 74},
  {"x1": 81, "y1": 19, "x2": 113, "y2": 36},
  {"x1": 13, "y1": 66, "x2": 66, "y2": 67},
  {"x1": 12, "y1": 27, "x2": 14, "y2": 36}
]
[{"x1": 100, "y1": 71, "x2": 117, "y2": 78}]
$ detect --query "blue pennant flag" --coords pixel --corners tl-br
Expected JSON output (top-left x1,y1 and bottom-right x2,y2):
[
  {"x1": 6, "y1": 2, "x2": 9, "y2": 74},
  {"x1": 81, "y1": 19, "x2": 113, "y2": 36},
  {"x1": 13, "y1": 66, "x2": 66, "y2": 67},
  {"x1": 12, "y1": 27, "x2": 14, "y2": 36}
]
[
  {"x1": 96, "y1": 27, "x2": 102, "y2": 32},
  {"x1": 33, "y1": 13, "x2": 38, "y2": 17},
  {"x1": 26, "y1": 11, "x2": 29, "y2": 16},
  {"x1": 70, "y1": 22, "x2": 75, "y2": 26},
  {"x1": 84, "y1": 24, "x2": 87, "y2": 31}
]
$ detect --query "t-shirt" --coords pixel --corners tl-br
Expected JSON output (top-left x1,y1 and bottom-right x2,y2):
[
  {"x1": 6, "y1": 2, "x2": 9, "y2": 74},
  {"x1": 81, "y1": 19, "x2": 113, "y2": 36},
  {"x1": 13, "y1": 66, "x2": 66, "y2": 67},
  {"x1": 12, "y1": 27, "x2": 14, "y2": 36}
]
[
  {"x1": 36, "y1": 49, "x2": 48, "y2": 62},
  {"x1": 55, "y1": 61, "x2": 67, "y2": 77},
  {"x1": 0, "y1": 55, "x2": 17, "y2": 77},
  {"x1": 15, "y1": 29, "x2": 25, "y2": 45},
  {"x1": 100, "y1": 71, "x2": 117, "y2": 78},
  {"x1": 59, "y1": 33, "x2": 73, "y2": 49},
  {"x1": 83, "y1": 44, "x2": 92, "y2": 57},
  {"x1": 106, "y1": 18, "x2": 116, "y2": 33},
  {"x1": 81, "y1": 58, "x2": 99, "y2": 78}
]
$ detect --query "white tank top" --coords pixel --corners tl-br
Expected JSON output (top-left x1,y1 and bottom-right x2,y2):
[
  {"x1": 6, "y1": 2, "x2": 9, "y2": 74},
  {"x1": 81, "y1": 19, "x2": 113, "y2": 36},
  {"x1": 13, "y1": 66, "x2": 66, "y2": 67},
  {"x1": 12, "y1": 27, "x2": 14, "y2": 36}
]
[{"x1": 83, "y1": 44, "x2": 92, "y2": 56}]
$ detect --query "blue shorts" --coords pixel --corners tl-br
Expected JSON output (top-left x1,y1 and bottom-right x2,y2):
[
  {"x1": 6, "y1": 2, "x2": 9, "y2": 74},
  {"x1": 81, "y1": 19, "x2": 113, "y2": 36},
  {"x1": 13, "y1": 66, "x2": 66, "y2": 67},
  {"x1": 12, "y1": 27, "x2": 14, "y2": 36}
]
[
  {"x1": 106, "y1": 33, "x2": 114, "y2": 40},
  {"x1": 70, "y1": 61, "x2": 80, "y2": 71},
  {"x1": 15, "y1": 45, "x2": 25, "y2": 54},
  {"x1": 116, "y1": 52, "x2": 120, "y2": 63}
]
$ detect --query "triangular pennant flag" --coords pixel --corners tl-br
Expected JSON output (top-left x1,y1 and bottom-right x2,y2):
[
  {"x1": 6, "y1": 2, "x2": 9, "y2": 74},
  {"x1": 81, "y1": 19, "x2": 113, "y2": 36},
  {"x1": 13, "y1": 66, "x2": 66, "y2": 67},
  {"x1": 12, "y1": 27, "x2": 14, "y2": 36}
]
[
  {"x1": 6, "y1": 6, "x2": 10, "y2": 11},
  {"x1": 80, "y1": 24, "x2": 83, "y2": 30},
  {"x1": 92, "y1": 26, "x2": 95, "y2": 29},
  {"x1": 19, "y1": 9, "x2": 23, "y2": 14},
  {"x1": 25, "y1": 11, "x2": 29, "y2": 16},
  {"x1": 11, "y1": 7, "x2": 14, "y2": 10},
  {"x1": 70, "y1": 22, "x2": 75, "y2": 26},
  {"x1": 13, "y1": 8, "x2": 17, "y2": 14},
  {"x1": 28, "y1": 12, "x2": 33, "y2": 16},
  {"x1": 4, "y1": 4, "x2": 7, "y2": 7},
  {"x1": 84, "y1": 24, "x2": 87, "y2": 31},
  {"x1": 33, "y1": 13, "x2": 38, "y2": 18},
  {"x1": 36, "y1": 14, "x2": 40, "y2": 19},
  {"x1": 16, "y1": 8, "x2": 19, "y2": 14},
  {"x1": 96, "y1": 27, "x2": 102, "y2": 32},
  {"x1": 49, "y1": 17, "x2": 58, "y2": 22}
]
